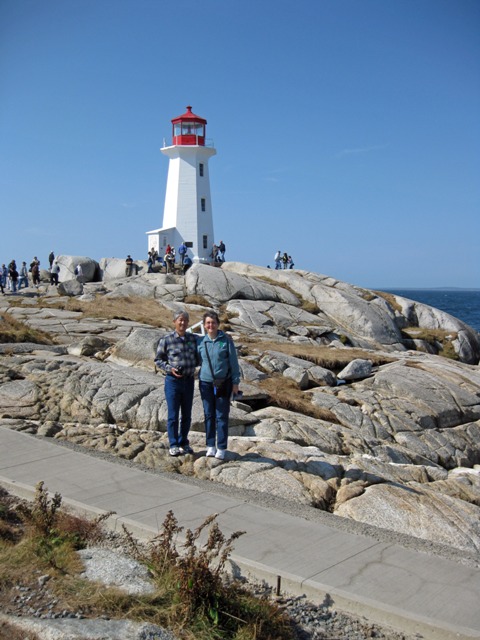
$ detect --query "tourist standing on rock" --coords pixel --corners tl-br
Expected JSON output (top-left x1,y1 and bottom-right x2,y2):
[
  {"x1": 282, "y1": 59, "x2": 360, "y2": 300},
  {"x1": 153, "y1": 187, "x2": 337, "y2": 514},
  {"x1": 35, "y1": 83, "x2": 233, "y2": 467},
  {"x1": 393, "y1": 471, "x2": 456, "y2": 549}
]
[
  {"x1": 6, "y1": 260, "x2": 16, "y2": 291},
  {"x1": 164, "y1": 252, "x2": 174, "y2": 273},
  {"x1": 30, "y1": 257, "x2": 40, "y2": 285},
  {"x1": 0, "y1": 264, "x2": 6, "y2": 291},
  {"x1": 31, "y1": 262, "x2": 40, "y2": 286},
  {"x1": 154, "y1": 311, "x2": 200, "y2": 457},
  {"x1": 274, "y1": 250, "x2": 282, "y2": 270},
  {"x1": 217, "y1": 240, "x2": 226, "y2": 262},
  {"x1": 50, "y1": 261, "x2": 60, "y2": 286},
  {"x1": 183, "y1": 255, "x2": 193, "y2": 274},
  {"x1": 125, "y1": 255, "x2": 134, "y2": 277},
  {"x1": 178, "y1": 242, "x2": 187, "y2": 265},
  {"x1": 147, "y1": 252, "x2": 154, "y2": 273},
  {"x1": 74, "y1": 264, "x2": 83, "y2": 282},
  {"x1": 8, "y1": 261, "x2": 18, "y2": 293},
  {"x1": 150, "y1": 247, "x2": 158, "y2": 264},
  {"x1": 17, "y1": 262, "x2": 29, "y2": 289},
  {"x1": 198, "y1": 311, "x2": 240, "y2": 460},
  {"x1": 48, "y1": 251, "x2": 55, "y2": 268}
]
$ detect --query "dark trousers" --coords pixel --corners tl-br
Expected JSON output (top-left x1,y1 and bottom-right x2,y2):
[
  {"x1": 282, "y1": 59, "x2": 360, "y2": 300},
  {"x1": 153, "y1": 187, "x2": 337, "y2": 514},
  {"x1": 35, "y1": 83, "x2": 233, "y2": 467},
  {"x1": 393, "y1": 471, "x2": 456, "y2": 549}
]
[
  {"x1": 199, "y1": 379, "x2": 233, "y2": 450},
  {"x1": 164, "y1": 375, "x2": 195, "y2": 447}
]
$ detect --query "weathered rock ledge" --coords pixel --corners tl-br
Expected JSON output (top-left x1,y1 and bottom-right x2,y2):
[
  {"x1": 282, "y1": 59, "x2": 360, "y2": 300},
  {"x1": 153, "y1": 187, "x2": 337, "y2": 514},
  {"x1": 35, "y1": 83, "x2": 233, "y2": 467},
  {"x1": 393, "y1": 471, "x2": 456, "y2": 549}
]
[{"x1": 1, "y1": 259, "x2": 479, "y2": 555}]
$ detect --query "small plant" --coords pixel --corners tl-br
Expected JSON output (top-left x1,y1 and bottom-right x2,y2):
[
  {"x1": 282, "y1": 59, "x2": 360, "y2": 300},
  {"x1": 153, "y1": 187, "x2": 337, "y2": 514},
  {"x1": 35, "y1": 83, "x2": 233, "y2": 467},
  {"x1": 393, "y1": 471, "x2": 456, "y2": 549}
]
[
  {"x1": 122, "y1": 510, "x2": 293, "y2": 638},
  {"x1": 18, "y1": 481, "x2": 113, "y2": 569},
  {"x1": 401, "y1": 327, "x2": 459, "y2": 360},
  {"x1": 22, "y1": 481, "x2": 63, "y2": 539},
  {"x1": 1, "y1": 487, "x2": 294, "y2": 640},
  {"x1": 373, "y1": 290, "x2": 403, "y2": 312},
  {"x1": 179, "y1": 513, "x2": 245, "y2": 620},
  {"x1": 300, "y1": 299, "x2": 320, "y2": 314}
]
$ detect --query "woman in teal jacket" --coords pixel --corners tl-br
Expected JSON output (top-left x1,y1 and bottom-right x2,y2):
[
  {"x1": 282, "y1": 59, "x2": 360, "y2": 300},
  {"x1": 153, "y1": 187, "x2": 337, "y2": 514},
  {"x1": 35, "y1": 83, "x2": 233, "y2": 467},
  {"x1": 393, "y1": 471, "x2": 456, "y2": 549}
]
[{"x1": 198, "y1": 311, "x2": 241, "y2": 460}]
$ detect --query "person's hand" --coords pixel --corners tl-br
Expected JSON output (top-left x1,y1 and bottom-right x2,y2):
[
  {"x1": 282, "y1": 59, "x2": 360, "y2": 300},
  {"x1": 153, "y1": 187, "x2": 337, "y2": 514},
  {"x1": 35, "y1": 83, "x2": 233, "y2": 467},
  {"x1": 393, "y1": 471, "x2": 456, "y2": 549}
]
[
  {"x1": 172, "y1": 368, "x2": 183, "y2": 378},
  {"x1": 232, "y1": 384, "x2": 239, "y2": 395}
]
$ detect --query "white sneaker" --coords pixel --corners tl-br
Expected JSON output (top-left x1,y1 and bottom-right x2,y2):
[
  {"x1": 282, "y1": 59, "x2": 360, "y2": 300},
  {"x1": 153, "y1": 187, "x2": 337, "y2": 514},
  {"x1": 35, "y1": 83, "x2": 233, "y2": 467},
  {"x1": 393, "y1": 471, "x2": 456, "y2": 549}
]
[
  {"x1": 206, "y1": 446, "x2": 216, "y2": 457},
  {"x1": 215, "y1": 449, "x2": 227, "y2": 460}
]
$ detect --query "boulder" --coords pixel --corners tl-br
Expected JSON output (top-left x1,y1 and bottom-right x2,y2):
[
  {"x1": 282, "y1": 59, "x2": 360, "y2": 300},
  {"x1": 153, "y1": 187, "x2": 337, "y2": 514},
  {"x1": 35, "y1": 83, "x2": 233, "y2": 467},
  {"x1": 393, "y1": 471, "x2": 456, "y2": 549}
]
[
  {"x1": 108, "y1": 328, "x2": 166, "y2": 370},
  {"x1": 283, "y1": 365, "x2": 310, "y2": 389},
  {"x1": 67, "y1": 336, "x2": 111, "y2": 357},
  {"x1": 56, "y1": 255, "x2": 99, "y2": 283},
  {"x1": 226, "y1": 299, "x2": 329, "y2": 335},
  {"x1": 0, "y1": 379, "x2": 39, "y2": 419},
  {"x1": 390, "y1": 294, "x2": 480, "y2": 364},
  {"x1": 259, "y1": 350, "x2": 336, "y2": 387},
  {"x1": 210, "y1": 460, "x2": 313, "y2": 505},
  {"x1": 310, "y1": 285, "x2": 404, "y2": 348},
  {"x1": 57, "y1": 279, "x2": 84, "y2": 297},
  {"x1": 99, "y1": 257, "x2": 140, "y2": 281},
  {"x1": 335, "y1": 482, "x2": 480, "y2": 554},
  {"x1": 186, "y1": 263, "x2": 300, "y2": 305},
  {"x1": 338, "y1": 358, "x2": 373, "y2": 381}
]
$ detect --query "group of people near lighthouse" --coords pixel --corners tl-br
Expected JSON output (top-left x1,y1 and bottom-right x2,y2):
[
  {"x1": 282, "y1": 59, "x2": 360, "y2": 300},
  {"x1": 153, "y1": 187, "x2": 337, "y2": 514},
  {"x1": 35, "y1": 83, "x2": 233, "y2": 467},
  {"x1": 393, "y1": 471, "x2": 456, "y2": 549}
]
[
  {"x1": 0, "y1": 252, "x2": 61, "y2": 294},
  {"x1": 273, "y1": 250, "x2": 294, "y2": 270},
  {"x1": 155, "y1": 309, "x2": 240, "y2": 460},
  {"x1": 146, "y1": 242, "x2": 194, "y2": 275},
  {"x1": 145, "y1": 239, "x2": 226, "y2": 275}
]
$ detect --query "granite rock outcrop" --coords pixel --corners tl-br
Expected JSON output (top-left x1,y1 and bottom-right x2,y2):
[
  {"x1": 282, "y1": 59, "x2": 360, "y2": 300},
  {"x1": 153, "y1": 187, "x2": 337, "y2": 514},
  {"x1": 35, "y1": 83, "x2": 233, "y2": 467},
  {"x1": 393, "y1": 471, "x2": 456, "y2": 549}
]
[{"x1": 1, "y1": 258, "x2": 479, "y2": 555}]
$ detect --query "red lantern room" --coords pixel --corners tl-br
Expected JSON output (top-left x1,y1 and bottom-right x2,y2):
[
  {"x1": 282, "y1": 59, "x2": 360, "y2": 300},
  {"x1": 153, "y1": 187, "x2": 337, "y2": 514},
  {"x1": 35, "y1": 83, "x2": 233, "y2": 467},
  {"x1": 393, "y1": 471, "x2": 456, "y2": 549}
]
[{"x1": 171, "y1": 106, "x2": 207, "y2": 146}]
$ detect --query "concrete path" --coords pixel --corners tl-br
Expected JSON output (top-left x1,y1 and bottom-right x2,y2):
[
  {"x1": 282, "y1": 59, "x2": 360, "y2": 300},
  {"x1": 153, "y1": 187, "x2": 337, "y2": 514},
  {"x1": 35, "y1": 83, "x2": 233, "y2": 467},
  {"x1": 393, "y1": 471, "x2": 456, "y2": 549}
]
[{"x1": 0, "y1": 428, "x2": 479, "y2": 640}]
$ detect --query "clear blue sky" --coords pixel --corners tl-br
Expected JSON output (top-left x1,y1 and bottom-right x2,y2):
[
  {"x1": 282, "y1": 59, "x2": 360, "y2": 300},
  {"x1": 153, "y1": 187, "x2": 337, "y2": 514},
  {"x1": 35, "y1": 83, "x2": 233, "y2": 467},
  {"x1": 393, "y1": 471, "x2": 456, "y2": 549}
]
[{"x1": 1, "y1": 0, "x2": 479, "y2": 288}]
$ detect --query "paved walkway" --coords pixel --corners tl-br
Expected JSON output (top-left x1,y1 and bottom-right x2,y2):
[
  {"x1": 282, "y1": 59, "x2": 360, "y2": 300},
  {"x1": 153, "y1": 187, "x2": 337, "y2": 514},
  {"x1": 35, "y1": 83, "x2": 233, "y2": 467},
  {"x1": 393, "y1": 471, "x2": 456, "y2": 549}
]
[{"x1": 0, "y1": 428, "x2": 479, "y2": 640}]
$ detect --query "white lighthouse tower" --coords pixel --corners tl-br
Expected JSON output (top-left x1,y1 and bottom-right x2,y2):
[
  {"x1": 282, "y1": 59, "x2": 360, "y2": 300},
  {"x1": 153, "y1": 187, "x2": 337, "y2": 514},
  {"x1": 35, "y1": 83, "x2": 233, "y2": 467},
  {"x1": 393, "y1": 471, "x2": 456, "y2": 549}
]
[{"x1": 146, "y1": 106, "x2": 216, "y2": 263}]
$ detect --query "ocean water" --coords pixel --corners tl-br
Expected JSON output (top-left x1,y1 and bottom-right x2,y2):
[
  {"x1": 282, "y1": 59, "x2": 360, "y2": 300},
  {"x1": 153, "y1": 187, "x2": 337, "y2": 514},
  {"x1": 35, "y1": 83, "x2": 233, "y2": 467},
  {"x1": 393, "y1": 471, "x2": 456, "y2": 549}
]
[{"x1": 384, "y1": 289, "x2": 480, "y2": 333}]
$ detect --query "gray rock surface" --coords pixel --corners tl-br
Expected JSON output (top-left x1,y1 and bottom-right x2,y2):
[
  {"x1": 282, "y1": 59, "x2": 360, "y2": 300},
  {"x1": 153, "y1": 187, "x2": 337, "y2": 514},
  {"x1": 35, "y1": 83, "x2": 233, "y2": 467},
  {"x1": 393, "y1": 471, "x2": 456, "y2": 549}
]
[
  {"x1": 186, "y1": 262, "x2": 300, "y2": 305},
  {"x1": 0, "y1": 614, "x2": 177, "y2": 639},
  {"x1": 57, "y1": 279, "x2": 84, "y2": 297},
  {"x1": 57, "y1": 255, "x2": 99, "y2": 283},
  {"x1": 337, "y1": 358, "x2": 373, "y2": 381},
  {"x1": 78, "y1": 547, "x2": 156, "y2": 595},
  {"x1": 108, "y1": 328, "x2": 166, "y2": 370},
  {"x1": 1, "y1": 258, "x2": 480, "y2": 555}
]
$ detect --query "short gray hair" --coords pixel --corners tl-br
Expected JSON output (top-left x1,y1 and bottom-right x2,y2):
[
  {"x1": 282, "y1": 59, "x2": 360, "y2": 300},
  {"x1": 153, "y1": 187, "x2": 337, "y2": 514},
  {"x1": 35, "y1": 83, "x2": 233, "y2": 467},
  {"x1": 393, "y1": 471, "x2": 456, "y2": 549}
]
[{"x1": 173, "y1": 310, "x2": 189, "y2": 321}]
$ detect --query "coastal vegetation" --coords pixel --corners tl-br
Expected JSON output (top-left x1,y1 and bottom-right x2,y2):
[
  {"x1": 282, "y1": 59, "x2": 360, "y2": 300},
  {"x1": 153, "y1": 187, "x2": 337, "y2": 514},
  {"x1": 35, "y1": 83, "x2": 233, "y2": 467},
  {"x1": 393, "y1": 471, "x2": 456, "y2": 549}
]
[
  {"x1": 0, "y1": 312, "x2": 54, "y2": 345},
  {"x1": 0, "y1": 483, "x2": 294, "y2": 639}
]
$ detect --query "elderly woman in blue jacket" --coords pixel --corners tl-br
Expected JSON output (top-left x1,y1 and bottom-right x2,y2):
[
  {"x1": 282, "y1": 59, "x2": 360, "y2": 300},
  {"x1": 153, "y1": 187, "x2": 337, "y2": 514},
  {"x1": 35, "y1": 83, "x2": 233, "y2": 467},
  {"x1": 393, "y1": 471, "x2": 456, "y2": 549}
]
[{"x1": 198, "y1": 311, "x2": 241, "y2": 460}]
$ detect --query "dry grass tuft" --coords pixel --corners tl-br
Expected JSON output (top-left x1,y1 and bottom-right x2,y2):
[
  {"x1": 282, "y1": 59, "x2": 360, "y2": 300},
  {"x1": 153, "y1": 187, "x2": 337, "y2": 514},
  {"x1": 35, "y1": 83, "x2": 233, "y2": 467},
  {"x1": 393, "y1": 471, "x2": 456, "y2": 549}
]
[
  {"x1": 183, "y1": 294, "x2": 212, "y2": 308},
  {"x1": 259, "y1": 377, "x2": 340, "y2": 423},
  {"x1": 245, "y1": 340, "x2": 394, "y2": 371},
  {"x1": 401, "y1": 327, "x2": 459, "y2": 360},
  {"x1": 373, "y1": 291, "x2": 403, "y2": 312},
  {"x1": 0, "y1": 312, "x2": 55, "y2": 345},
  {"x1": 38, "y1": 296, "x2": 206, "y2": 329}
]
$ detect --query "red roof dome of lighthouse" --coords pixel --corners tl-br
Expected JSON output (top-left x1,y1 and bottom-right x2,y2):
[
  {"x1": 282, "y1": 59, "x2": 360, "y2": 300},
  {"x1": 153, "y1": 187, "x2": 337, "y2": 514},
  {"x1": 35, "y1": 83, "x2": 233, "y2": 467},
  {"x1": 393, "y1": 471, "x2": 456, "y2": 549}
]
[
  {"x1": 170, "y1": 106, "x2": 207, "y2": 146},
  {"x1": 171, "y1": 106, "x2": 207, "y2": 125}
]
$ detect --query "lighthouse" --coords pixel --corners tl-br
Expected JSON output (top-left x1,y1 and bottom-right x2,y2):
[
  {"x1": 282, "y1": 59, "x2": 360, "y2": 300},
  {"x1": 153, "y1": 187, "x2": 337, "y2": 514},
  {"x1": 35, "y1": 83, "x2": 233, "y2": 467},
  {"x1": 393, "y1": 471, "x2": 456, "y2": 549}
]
[{"x1": 146, "y1": 106, "x2": 216, "y2": 263}]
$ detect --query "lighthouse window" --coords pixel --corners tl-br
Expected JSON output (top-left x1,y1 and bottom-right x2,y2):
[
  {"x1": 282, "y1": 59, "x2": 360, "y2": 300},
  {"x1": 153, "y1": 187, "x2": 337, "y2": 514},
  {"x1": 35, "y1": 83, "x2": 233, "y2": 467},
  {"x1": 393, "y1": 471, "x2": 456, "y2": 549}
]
[
  {"x1": 199, "y1": 163, "x2": 204, "y2": 177},
  {"x1": 201, "y1": 198, "x2": 206, "y2": 212},
  {"x1": 203, "y1": 235, "x2": 208, "y2": 249}
]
